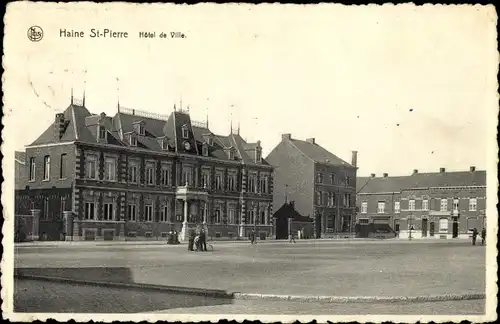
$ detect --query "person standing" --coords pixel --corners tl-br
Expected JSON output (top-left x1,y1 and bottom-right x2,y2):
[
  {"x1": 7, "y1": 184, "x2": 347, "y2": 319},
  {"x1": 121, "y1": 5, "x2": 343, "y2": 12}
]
[
  {"x1": 471, "y1": 228, "x2": 478, "y2": 246},
  {"x1": 289, "y1": 230, "x2": 296, "y2": 243},
  {"x1": 250, "y1": 229, "x2": 256, "y2": 245},
  {"x1": 200, "y1": 228, "x2": 207, "y2": 251},
  {"x1": 481, "y1": 228, "x2": 486, "y2": 246},
  {"x1": 188, "y1": 228, "x2": 195, "y2": 251}
]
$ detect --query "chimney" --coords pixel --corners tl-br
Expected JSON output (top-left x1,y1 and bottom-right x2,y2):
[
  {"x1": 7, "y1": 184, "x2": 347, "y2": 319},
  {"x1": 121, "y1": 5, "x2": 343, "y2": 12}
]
[
  {"x1": 351, "y1": 151, "x2": 358, "y2": 167},
  {"x1": 370, "y1": 173, "x2": 376, "y2": 178},
  {"x1": 306, "y1": 138, "x2": 316, "y2": 144},
  {"x1": 282, "y1": 133, "x2": 292, "y2": 141},
  {"x1": 470, "y1": 166, "x2": 476, "y2": 172},
  {"x1": 413, "y1": 169, "x2": 418, "y2": 175},
  {"x1": 290, "y1": 201, "x2": 295, "y2": 208},
  {"x1": 383, "y1": 173, "x2": 388, "y2": 178},
  {"x1": 54, "y1": 113, "x2": 65, "y2": 141},
  {"x1": 439, "y1": 168, "x2": 445, "y2": 173}
]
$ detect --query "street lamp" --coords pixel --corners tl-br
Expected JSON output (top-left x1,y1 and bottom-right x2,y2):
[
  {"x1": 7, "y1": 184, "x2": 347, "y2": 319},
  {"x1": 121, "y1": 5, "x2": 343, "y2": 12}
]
[{"x1": 409, "y1": 213, "x2": 413, "y2": 240}]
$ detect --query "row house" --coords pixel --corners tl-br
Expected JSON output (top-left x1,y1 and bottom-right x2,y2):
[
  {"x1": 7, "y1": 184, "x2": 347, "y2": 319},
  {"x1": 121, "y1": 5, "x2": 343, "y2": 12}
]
[
  {"x1": 16, "y1": 97, "x2": 274, "y2": 241},
  {"x1": 356, "y1": 167, "x2": 486, "y2": 239},
  {"x1": 266, "y1": 134, "x2": 357, "y2": 238}
]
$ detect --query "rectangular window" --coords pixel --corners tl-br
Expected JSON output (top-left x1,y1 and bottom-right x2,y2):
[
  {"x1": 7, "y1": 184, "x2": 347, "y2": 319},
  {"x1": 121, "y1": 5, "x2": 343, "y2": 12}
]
[
  {"x1": 128, "y1": 163, "x2": 138, "y2": 183},
  {"x1": 345, "y1": 176, "x2": 350, "y2": 186},
  {"x1": 469, "y1": 198, "x2": 477, "y2": 211},
  {"x1": 144, "y1": 204, "x2": 153, "y2": 222},
  {"x1": 202, "y1": 171, "x2": 210, "y2": 189},
  {"x1": 161, "y1": 167, "x2": 169, "y2": 186},
  {"x1": 29, "y1": 157, "x2": 36, "y2": 181},
  {"x1": 160, "y1": 205, "x2": 169, "y2": 222},
  {"x1": 248, "y1": 209, "x2": 255, "y2": 224},
  {"x1": 422, "y1": 199, "x2": 429, "y2": 211},
  {"x1": 60, "y1": 197, "x2": 66, "y2": 214},
  {"x1": 182, "y1": 168, "x2": 192, "y2": 186},
  {"x1": 86, "y1": 155, "x2": 97, "y2": 180},
  {"x1": 127, "y1": 204, "x2": 137, "y2": 221},
  {"x1": 328, "y1": 192, "x2": 335, "y2": 207},
  {"x1": 146, "y1": 164, "x2": 155, "y2": 185},
  {"x1": 228, "y1": 207, "x2": 236, "y2": 224},
  {"x1": 343, "y1": 194, "x2": 351, "y2": 207},
  {"x1": 316, "y1": 172, "x2": 323, "y2": 183},
  {"x1": 98, "y1": 126, "x2": 107, "y2": 140},
  {"x1": 43, "y1": 156, "x2": 50, "y2": 180},
  {"x1": 105, "y1": 158, "x2": 116, "y2": 181},
  {"x1": 377, "y1": 202, "x2": 385, "y2": 214},
  {"x1": 248, "y1": 175, "x2": 257, "y2": 193},
  {"x1": 228, "y1": 174, "x2": 236, "y2": 191},
  {"x1": 60, "y1": 154, "x2": 67, "y2": 179},
  {"x1": 394, "y1": 201, "x2": 400, "y2": 213},
  {"x1": 260, "y1": 176, "x2": 268, "y2": 194},
  {"x1": 453, "y1": 198, "x2": 459, "y2": 211},
  {"x1": 409, "y1": 199, "x2": 415, "y2": 211},
  {"x1": 214, "y1": 207, "x2": 221, "y2": 224},
  {"x1": 330, "y1": 173, "x2": 335, "y2": 184},
  {"x1": 215, "y1": 173, "x2": 223, "y2": 191},
  {"x1": 316, "y1": 191, "x2": 322, "y2": 205},
  {"x1": 129, "y1": 134, "x2": 137, "y2": 146},
  {"x1": 361, "y1": 202, "x2": 368, "y2": 214},
  {"x1": 182, "y1": 126, "x2": 189, "y2": 139},
  {"x1": 440, "y1": 199, "x2": 448, "y2": 212},
  {"x1": 103, "y1": 202, "x2": 114, "y2": 221},
  {"x1": 84, "y1": 202, "x2": 95, "y2": 220}
]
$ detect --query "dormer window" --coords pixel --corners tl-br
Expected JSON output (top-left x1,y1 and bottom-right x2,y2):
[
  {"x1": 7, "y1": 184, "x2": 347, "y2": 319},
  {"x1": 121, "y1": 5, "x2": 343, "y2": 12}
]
[
  {"x1": 256, "y1": 149, "x2": 262, "y2": 162},
  {"x1": 207, "y1": 136, "x2": 213, "y2": 146},
  {"x1": 98, "y1": 125, "x2": 107, "y2": 141},
  {"x1": 182, "y1": 125, "x2": 189, "y2": 139},
  {"x1": 161, "y1": 140, "x2": 169, "y2": 150},
  {"x1": 228, "y1": 149, "x2": 234, "y2": 160},
  {"x1": 133, "y1": 121, "x2": 145, "y2": 136},
  {"x1": 129, "y1": 133, "x2": 137, "y2": 147},
  {"x1": 202, "y1": 144, "x2": 209, "y2": 157}
]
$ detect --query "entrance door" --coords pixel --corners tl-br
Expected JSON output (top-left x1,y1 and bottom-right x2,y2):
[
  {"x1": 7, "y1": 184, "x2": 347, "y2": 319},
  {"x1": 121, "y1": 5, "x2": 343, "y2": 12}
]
[
  {"x1": 315, "y1": 214, "x2": 322, "y2": 238},
  {"x1": 421, "y1": 219, "x2": 428, "y2": 237},
  {"x1": 452, "y1": 217, "x2": 459, "y2": 238},
  {"x1": 429, "y1": 222, "x2": 435, "y2": 236},
  {"x1": 275, "y1": 216, "x2": 288, "y2": 240}
]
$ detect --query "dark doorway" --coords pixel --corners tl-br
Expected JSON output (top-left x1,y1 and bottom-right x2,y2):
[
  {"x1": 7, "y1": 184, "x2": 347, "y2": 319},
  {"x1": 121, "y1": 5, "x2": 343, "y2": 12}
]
[
  {"x1": 315, "y1": 214, "x2": 322, "y2": 238},
  {"x1": 429, "y1": 222, "x2": 435, "y2": 236},
  {"x1": 275, "y1": 216, "x2": 289, "y2": 240},
  {"x1": 452, "y1": 217, "x2": 459, "y2": 238},
  {"x1": 421, "y1": 219, "x2": 428, "y2": 237},
  {"x1": 39, "y1": 220, "x2": 64, "y2": 241}
]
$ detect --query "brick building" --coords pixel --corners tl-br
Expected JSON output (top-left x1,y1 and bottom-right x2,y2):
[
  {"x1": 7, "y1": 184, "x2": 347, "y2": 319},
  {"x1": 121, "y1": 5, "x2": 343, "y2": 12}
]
[
  {"x1": 356, "y1": 167, "x2": 486, "y2": 239},
  {"x1": 16, "y1": 97, "x2": 274, "y2": 241},
  {"x1": 266, "y1": 134, "x2": 357, "y2": 238}
]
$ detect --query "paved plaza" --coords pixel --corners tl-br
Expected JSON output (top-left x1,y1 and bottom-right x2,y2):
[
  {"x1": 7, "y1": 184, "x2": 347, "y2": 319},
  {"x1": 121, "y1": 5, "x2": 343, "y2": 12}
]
[{"x1": 15, "y1": 240, "x2": 486, "y2": 298}]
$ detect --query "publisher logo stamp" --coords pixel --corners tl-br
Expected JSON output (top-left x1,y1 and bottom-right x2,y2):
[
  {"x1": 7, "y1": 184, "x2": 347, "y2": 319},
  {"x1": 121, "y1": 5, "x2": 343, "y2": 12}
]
[{"x1": 27, "y1": 26, "x2": 43, "y2": 42}]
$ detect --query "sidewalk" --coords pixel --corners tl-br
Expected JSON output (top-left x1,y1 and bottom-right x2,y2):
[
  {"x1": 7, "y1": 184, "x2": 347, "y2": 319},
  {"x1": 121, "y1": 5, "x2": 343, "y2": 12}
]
[{"x1": 14, "y1": 236, "x2": 471, "y2": 248}]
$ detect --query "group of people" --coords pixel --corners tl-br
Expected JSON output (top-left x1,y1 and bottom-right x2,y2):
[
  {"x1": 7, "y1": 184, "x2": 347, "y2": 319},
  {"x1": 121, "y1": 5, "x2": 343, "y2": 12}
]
[
  {"x1": 471, "y1": 228, "x2": 486, "y2": 246},
  {"x1": 188, "y1": 227, "x2": 208, "y2": 252}
]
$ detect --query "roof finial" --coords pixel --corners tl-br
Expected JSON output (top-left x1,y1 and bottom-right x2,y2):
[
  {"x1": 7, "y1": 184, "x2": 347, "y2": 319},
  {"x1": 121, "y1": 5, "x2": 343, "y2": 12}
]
[
  {"x1": 180, "y1": 94, "x2": 183, "y2": 111},
  {"x1": 174, "y1": 103, "x2": 177, "y2": 112},
  {"x1": 187, "y1": 105, "x2": 190, "y2": 113},
  {"x1": 70, "y1": 87, "x2": 74, "y2": 105},
  {"x1": 206, "y1": 108, "x2": 209, "y2": 128},
  {"x1": 230, "y1": 112, "x2": 233, "y2": 134},
  {"x1": 237, "y1": 121, "x2": 240, "y2": 135},
  {"x1": 116, "y1": 77, "x2": 120, "y2": 111},
  {"x1": 82, "y1": 69, "x2": 87, "y2": 107}
]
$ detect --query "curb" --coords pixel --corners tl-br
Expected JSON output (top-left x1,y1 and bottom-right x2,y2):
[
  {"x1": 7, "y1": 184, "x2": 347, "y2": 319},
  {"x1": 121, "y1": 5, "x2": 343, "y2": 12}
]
[
  {"x1": 14, "y1": 274, "x2": 234, "y2": 299},
  {"x1": 14, "y1": 273, "x2": 485, "y2": 304}
]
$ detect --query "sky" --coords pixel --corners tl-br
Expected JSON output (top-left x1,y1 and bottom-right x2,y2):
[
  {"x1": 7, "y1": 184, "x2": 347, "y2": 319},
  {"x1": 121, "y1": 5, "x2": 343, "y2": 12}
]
[{"x1": 4, "y1": 3, "x2": 498, "y2": 176}]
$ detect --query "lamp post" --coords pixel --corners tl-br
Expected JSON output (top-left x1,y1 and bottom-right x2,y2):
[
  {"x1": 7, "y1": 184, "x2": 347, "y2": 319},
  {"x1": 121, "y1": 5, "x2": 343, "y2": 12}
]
[{"x1": 409, "y1": 213, "x2": 413, "y2": 240}]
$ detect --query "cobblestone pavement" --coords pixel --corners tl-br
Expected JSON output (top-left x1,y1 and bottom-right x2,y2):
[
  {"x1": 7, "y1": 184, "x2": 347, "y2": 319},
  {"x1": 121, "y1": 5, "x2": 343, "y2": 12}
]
[
  {"x1": 14, "y1": 279, "x2": 232, "y2": 313},
  {"x1": 15, "y1": 240, "x2": 486, "y2": 298}
]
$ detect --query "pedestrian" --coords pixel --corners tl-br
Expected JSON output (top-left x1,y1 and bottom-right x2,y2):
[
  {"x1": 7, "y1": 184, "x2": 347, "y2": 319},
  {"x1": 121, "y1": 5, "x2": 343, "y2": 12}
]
[
  {"x1": 471, "y1": 228, "x2": 478, "y2": 246},
  {"x1": 289, "y1": 231, "x2": 296, "y2": 243},
  {"x1": 188, "y1": 229, "x2": 195, "y2": 251},
  {"x1": 200, "y1": 228, "x2": 207, "y2": 252},
  {"x1": 481, "y1": 228, "x2": 486, "y2": 246},
  {"x1": 250, "y1": 230, "x2": 256, "y2": 245}
]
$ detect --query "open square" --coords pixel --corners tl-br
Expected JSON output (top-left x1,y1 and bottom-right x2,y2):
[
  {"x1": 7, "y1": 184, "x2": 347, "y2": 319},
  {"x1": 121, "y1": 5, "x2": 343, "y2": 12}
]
[{"x1": 15, "y1": 240, "x2": 486, "y2": 298}]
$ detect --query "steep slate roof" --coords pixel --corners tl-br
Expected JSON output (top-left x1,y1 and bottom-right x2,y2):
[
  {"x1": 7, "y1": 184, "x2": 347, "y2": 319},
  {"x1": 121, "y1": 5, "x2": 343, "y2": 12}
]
[
  {"x1": 290, "y1": 139, "x2": 353, "y2": 167},
  {"x1": 357, "y1": 170, "x2": 487, "y2": 194},
  {"x1": 273, "y1": 202, "x2": 312, "y2": 222},
  {"x1": 15, "y1": 151, "x2": 26, "y2": 164},
  {"x1": 29, "y1": 103, "x2": 271, "y2": 165}
]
